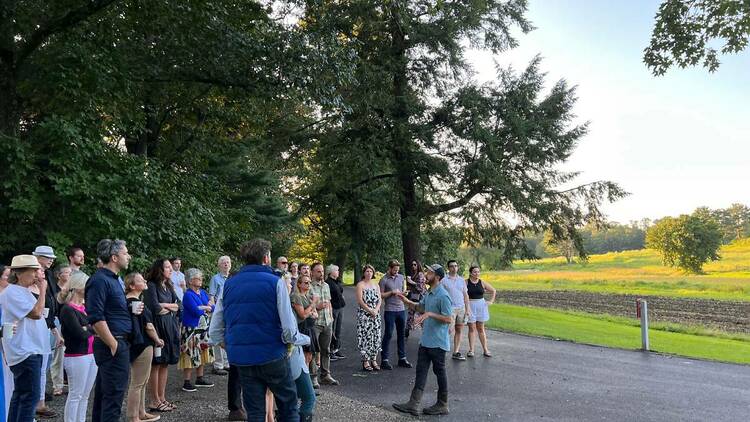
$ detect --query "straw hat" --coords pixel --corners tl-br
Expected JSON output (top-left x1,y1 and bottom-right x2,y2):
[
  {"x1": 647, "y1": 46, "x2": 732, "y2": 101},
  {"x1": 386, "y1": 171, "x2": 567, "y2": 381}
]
[{"x1": 10, "y1": 255, "x2": 41, "y2": 269}]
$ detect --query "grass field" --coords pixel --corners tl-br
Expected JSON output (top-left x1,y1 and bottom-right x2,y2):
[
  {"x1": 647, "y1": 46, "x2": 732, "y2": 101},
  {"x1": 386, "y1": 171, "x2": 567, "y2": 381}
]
[
  {"x1": 483, "y1": 239, "x2": 750, "y2": 301},
  {"x1": 487, "y1": 303, "x2": 750, "y2": 364}
]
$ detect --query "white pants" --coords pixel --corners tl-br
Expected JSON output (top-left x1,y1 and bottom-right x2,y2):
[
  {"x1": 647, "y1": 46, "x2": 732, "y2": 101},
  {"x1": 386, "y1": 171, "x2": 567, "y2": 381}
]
[
  {"x1": 63, "y1": 354, "x2": 97, "y2": 422},
  {"x1": 213, "y1": 345, "x2": 228, "y2": 370},
  {"x1": 40, "y1": 352, "x2": 49, "y2": 401}
]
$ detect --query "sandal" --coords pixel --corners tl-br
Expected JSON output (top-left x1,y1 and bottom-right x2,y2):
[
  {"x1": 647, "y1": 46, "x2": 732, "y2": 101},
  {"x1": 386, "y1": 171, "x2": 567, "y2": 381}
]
[
  {"x1": 370, "y1": 360, "x2": 380, "y2": 371},
  {"x1": 362, "y1": 361, "x2": 373, "y2": 372},
  {"x1": 164, "y1": 401, "x2": 177, "y2": 410},
  {"x1": 53, "y1": 389, "x2": 64, "y2": 396},
  {"x1": 483, "y1": 351, "x2": 492, "y2": 357},
  {"x1": 148, "y1": 402, "x2": 172, "y2": 412}
]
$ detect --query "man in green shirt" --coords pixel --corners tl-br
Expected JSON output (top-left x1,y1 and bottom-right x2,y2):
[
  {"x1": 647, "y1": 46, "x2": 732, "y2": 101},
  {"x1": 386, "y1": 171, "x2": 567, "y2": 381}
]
[{"x1": 309, "y1": 262, "x2": 339, "y2": 387}]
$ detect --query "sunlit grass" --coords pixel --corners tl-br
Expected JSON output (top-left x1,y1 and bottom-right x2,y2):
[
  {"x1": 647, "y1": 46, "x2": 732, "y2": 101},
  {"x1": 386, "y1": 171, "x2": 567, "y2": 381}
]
[
  {"x1": 485, "y1": 239, "x2": 750, "y2": 301},
  {"x1": 488, "y1": 303, "x2": 750, "y2": 364}
]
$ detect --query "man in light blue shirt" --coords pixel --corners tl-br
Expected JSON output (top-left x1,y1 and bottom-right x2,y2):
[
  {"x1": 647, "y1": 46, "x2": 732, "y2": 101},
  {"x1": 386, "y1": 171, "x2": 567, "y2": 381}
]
[
  {"x1": 393, "y1": 264, "x2": 453, "y2": 416},
  {"x1": 210, "y1": 255, "x2": 231, "y2": 374},
  {"x1": 169, "y1": 257, "x2": 185, "y2": 301}
]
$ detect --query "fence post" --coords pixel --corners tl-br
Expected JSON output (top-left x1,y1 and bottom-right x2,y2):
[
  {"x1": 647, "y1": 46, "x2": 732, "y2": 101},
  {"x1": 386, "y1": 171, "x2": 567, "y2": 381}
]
[{"x1": 639, "y1": 300, "x2": 649, "y2": 351}]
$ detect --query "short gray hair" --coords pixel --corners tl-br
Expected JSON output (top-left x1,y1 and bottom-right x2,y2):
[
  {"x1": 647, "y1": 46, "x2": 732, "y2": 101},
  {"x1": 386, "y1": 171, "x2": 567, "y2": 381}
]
[
  {"x1": 185, "y1": 268, "x2": 203, "y2": 282},
  {"x1": 325, "y1": 264, "x2": 339, "y2": 279},
  {"x1": 96, "y1": 239, "x2": 127, "y2": 264},
  {"x1": 54, "y1": 265, "x2": 71, "y2": 277},
  {"x1": 218, "y1": 255, "x2": 231, "y2": 265}
]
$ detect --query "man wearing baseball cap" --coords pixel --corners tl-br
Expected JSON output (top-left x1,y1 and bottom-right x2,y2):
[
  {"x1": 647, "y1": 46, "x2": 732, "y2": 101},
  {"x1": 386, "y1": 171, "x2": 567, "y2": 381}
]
[{"x1": 392, "y1": 264, "x2": 453, "y2": 416}]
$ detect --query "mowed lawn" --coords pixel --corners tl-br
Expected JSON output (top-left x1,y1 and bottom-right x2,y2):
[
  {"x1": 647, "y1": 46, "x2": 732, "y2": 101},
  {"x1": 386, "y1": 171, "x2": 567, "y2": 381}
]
[
  {"x1": 484, "y1": 239, "x2": 750, "y2": 301},
  {"x1": 488, "y1": 303, "x2": 750, "y2": 364}
]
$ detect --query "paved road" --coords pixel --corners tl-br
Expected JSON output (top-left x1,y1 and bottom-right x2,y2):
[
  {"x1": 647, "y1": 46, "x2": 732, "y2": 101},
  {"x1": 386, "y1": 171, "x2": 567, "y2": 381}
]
[{"x1": 327, "y1": 287, "x2": 750, "y2": 421}]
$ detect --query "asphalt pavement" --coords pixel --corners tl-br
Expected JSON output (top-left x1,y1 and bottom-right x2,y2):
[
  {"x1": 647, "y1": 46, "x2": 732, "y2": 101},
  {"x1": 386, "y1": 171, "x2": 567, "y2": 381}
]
[{"x1": 326, "y1": 287, "x2": 750, "y2": 421}]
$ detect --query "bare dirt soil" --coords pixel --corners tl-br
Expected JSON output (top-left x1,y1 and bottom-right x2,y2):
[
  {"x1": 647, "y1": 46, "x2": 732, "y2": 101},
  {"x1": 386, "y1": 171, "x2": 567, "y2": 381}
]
[{"x1": 497, "y1": 290, "x2": 750, "y2": 334}]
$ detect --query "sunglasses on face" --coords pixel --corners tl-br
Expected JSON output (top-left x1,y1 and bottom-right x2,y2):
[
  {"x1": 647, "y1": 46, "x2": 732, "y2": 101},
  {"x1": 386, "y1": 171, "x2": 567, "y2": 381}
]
[{"x1": 298, "y1": 281, "x2": 310, "y2": 285}]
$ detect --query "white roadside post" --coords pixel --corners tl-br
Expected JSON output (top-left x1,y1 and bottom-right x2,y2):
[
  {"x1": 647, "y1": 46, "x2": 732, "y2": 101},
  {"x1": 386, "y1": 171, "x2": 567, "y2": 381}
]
[{"x1": 637, "y1": 299, "x2": 650, "y2": 351}]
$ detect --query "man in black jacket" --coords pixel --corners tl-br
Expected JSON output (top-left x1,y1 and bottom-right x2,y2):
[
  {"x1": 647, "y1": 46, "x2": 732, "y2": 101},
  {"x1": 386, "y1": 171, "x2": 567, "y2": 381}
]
[{"x1": 324, "y1": 264, "x2": 346, "y2": 360}]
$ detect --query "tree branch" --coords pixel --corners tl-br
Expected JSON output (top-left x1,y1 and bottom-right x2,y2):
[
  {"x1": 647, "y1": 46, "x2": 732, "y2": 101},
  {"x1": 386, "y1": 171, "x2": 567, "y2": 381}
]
[
  {"x1": 422, "y1": 184, "x2": 485, "y2": 217},
  {"x1": 16, "y1": 0, "x2": 119, "y2": 66}
]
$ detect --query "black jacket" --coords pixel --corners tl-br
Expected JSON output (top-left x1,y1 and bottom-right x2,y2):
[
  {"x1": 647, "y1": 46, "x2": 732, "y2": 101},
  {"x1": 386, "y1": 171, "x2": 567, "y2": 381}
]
[
  {"x1": 59, "y1": 304, "x2": 93, "y2": 355},
  {"x1": 44, "y1": 268, "x2": 59, "y2": 329},
  {"x1": 324, "y1": 276, "x2": 346, "y2": 310}
]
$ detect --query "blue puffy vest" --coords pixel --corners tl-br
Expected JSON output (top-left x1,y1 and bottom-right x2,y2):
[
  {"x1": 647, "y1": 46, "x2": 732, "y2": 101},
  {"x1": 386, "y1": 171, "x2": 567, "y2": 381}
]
[{"x1": 223, "y1": 265, "x2": 286, "y2": 365}]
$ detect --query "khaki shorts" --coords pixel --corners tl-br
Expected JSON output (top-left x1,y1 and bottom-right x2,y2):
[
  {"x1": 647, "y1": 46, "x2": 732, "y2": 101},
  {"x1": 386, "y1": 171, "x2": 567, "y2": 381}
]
[{"x1": 451, "y1": 307, "x2": 467, "y2": 326}]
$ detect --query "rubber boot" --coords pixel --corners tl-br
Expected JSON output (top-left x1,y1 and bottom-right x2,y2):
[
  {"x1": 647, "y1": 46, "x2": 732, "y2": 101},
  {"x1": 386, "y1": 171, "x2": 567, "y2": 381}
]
[
  {"x1": 423, "y1": 391, "x2": 450, "y2": 415},
  {"x1": 392, "y1": 387, "x2": 423, "y2": 416}
]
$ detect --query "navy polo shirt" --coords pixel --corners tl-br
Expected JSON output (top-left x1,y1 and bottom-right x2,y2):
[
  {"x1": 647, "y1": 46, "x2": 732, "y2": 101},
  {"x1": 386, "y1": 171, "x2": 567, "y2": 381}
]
[{"x1": 85, "y1": 268, "x2": 132, "y2": 337}]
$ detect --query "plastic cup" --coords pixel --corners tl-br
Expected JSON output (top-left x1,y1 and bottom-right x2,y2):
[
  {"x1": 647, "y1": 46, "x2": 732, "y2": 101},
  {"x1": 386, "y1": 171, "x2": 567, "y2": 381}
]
[
  {"x1": 154, "y1": 347, "x2": 162, "y2": 358},
  {"x1": 43, "y1": 308, "x2": 49, "y2": 318},
  {"x1": 2, "y1": 323, "x2": 14, "y2": 339},
  {"x1": 131, "y1": 301, "x2": 143, "y2": 315}
]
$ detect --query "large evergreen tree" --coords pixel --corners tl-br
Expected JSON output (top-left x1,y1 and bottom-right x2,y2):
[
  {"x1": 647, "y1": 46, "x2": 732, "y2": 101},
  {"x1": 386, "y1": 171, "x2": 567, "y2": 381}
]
[{"x1": 300, "y1": 0, "x2": 625, "y2": 267}]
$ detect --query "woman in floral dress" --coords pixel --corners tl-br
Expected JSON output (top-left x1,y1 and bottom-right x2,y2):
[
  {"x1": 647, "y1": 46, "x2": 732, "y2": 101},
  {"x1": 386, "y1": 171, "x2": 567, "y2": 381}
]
[{"x1": 356, "y1": 264, "x2": 382, "y2": 371}]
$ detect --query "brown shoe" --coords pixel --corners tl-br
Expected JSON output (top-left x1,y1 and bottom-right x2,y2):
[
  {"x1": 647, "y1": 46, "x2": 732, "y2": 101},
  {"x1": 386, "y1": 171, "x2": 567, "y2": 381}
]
[
  {"x1": 320, "y1": 375, "x2": 339, "y2": 385},
  {"x1": 227, "y1": 409, "x2": 247, "y2": 421},
  {"x1": 36, "y1": 408, "x2": 57, "y2": 419}
]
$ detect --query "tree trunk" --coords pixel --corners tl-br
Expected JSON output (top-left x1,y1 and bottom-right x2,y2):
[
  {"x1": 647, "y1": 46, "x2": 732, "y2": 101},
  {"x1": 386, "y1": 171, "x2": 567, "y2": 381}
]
[
  {"x1": 0, "y1": 66, "x2": 20, "y2": 138},
  {"x1": 350, "y1": 218, "x2": 363, "y2": 284},
  {"x1": 389, "y1": 10, "x2": 421, "y2": 268},
  {"x1": 125, "y1": 95, "x2": 161, "y2": 156}
]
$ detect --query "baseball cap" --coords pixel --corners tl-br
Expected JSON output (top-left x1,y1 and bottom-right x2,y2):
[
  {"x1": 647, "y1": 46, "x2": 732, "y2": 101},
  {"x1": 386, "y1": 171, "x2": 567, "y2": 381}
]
[{"x1": 424, "y1": 264, "x2": 445, "y2": 279}]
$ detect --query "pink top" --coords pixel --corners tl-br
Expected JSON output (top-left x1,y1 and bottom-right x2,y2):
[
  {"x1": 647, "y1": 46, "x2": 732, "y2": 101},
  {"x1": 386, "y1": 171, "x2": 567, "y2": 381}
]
[{"x1": 65, "y1": 303, "x2": 95, "y2": 356}]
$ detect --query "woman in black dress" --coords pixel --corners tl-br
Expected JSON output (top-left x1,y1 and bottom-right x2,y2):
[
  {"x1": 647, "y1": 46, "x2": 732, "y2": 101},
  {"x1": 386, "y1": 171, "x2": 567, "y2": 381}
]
[{"x1": 144, "y1": 259, "x2": 180, "y2": 412}]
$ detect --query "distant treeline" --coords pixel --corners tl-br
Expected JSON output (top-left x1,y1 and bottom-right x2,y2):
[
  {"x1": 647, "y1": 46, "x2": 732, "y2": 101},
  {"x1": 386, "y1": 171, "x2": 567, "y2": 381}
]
[{"x1": 460, "y1": 203, "x2": 749, "y2": 270}]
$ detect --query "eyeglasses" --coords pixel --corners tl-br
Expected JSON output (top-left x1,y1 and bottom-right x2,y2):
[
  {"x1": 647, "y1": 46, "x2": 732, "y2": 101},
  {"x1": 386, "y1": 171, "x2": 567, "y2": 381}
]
[{"x1": 279, "y1": 261, "x2": 288, "y2": 264}]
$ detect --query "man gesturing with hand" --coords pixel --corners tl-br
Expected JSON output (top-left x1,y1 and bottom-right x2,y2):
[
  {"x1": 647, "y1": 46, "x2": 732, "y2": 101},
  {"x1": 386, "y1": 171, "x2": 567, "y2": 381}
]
[{"x1": 393, "y1": 264, "x2": 453, "y2": 416}]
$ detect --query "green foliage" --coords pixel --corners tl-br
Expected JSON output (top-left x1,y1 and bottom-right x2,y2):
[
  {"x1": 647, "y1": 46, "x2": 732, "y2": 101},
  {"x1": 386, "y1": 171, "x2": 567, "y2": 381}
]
[
  {"x1": 542, "y1": 230, "x2": 579, "y2": 264},
  {"x1": 646, "y1": 211, "x2": 722, "y2": 273},
  {"x1": 645, "y1": 0, "x2": 750, "y2": 74}
]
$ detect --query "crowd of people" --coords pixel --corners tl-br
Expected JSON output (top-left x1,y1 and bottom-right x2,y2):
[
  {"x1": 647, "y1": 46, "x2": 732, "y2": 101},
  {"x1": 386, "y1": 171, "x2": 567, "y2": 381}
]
[{"x1": 0, "y1": 238, "x2": 496, "y2": 421}]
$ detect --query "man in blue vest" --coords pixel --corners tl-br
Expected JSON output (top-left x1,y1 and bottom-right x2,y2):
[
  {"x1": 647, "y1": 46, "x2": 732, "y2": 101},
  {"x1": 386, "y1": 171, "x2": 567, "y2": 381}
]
[{"x1": 212, "y1": 238, "x2": 303, "y2": 421}]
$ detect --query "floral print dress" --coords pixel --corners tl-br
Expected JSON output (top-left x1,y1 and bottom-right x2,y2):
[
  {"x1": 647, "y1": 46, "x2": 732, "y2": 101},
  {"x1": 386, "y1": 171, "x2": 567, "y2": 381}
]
[{"x1": 357, "y1": 284, "x2": 382, "y2": 360}]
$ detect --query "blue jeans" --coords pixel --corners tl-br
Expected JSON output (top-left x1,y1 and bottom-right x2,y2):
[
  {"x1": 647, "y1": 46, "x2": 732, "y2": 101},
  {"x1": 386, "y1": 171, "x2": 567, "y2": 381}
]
[
  {"x1": 381, "y1": 310, "x2": 407, "y2": 361},
  {"x1": 295, "y1": 372, "x2": 316, "y2": 417},
  {"x1": 91, "y1": 338, "x2": 130, "y2": 422},
  {"x1": 237, "y1": 356, "x2": 299, "y2": 422},
  {"x1": 8, "y1": 354, "x2": 42, "y2": 422}
]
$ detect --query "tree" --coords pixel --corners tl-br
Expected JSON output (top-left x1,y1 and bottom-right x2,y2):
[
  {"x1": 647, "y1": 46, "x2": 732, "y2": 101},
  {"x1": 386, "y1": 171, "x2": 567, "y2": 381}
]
[
  {"x1": 645, "y1": 211, "x2": 722, "y2": 273},
  {"x1": 543, "y1": 231, "x2": 579, "y2": 264},
  {"x1": 645, "y1": 0, "x2": 750, "y2": 75},
  {"x1": 300, "y1": 0, "x2": 625, "y2": 269},
  {"x1": 711, "y1": 203, "x2": 750, "y2": 243},
  {"x1": 0, "y1": 1, "x2": 352, "y2": 268}
]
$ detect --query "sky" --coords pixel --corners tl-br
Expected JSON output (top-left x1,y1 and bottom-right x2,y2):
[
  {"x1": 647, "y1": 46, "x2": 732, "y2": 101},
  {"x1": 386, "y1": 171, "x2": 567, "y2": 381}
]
[{"x1": 468, "y1": 0, "x2": 750, "y2": 224}]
